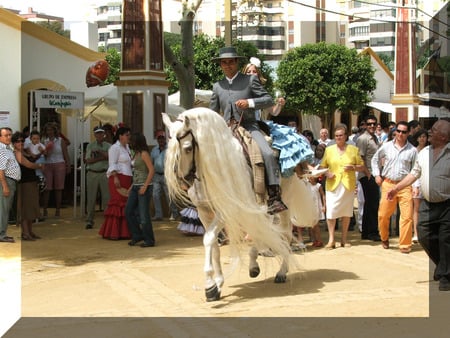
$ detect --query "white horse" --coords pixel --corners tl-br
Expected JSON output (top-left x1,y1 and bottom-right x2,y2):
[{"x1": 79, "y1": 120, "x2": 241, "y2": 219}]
[{"x1": 163, "y1": 108, "x2": 318, "y2": 301}]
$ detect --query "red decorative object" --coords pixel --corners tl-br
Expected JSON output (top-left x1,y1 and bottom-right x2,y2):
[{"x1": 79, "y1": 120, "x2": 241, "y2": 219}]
[{"x1": 85, "y1": 60, "x2": 110, "y2": 87}]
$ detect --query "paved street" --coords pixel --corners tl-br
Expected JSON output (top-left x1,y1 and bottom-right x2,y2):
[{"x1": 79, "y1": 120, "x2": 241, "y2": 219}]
[{"x1": 1, "y1": 207, "x2": 448, "y2": 337}]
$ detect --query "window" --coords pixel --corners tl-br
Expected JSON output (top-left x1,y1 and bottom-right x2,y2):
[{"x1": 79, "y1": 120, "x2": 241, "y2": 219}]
[
  {"x1": 153, "y1": 94, "x2": 166, "y2": 136},
  {"x1": 123, "y1": 93, "x2": 143, "y2": 133}
]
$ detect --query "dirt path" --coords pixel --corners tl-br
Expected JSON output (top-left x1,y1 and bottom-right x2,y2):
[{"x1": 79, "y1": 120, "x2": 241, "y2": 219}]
[{"x1": 1, "y1": 208, "x2": 448, "y2": 337}]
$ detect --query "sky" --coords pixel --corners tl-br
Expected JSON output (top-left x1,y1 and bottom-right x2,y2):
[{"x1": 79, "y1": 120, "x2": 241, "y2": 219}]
[{"x1": 0, "y1": 0, "x2": 106, "y2": 23}]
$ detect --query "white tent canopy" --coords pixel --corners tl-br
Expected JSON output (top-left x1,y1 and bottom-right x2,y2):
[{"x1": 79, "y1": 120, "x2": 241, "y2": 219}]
[
  {"x1": 169, "y1": 89, "x2": 212, "y2": 107},
  {"x1": 83, "y1": 84, "x2": 118, "y2": 123}
]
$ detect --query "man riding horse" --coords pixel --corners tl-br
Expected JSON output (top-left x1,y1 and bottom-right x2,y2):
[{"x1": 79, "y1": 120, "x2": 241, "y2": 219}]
[{"x1": 209, "y1": 46, "x2": 287, "y2": 214}]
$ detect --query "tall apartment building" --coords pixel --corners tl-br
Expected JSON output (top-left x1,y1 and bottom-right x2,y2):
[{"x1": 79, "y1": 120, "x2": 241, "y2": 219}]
[
  {"x1": 96, "y1": 1, "x2": 123, "y2": 51},
  {"x1": 344, "y1": 0, "x2": 447, "y2": 62},
  {"x1": 226, "y1": 0, "x2": 341, "y2": 60},
  {"x1": 89, "y1": 0, "x2": 342, "y2": 60}
]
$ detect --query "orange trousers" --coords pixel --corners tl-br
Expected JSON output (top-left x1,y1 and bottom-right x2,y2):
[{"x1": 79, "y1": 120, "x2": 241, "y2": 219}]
[{"x1": 378, "y1": 180, "x2": 413, "y2": 249}]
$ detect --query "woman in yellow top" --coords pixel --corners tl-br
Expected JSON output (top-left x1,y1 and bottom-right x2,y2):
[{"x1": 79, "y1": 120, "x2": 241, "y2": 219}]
[{"x1": 320, "y1": 125, "x2": 367, "y2": 249}]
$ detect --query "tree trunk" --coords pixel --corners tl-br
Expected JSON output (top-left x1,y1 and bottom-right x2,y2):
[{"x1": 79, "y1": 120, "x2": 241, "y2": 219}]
[{"x1": 163, "y1": 0, "x2": 203, "y2": 110}]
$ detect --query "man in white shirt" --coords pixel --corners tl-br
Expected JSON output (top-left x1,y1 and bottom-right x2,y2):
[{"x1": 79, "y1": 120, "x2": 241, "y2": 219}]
[{"x1": 386, "y1": 119, "x2": 450, "y2": 291}]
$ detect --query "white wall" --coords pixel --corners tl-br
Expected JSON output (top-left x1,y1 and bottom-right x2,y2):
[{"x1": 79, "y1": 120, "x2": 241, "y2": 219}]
[
  {"x1": 70, "y1": 22, "x2": 99, "y2": 51},
  {"x1": 0, "y1": 22, "x2": 22, "y2": 130}
]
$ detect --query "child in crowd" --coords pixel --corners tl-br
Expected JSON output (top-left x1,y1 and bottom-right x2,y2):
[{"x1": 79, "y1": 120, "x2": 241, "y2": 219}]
[
  {"x1": 309, "y1": 176, "x2": 325, "y2": 247},
  {"x1": 24, "y1": 130, "x2": 46, "y2": 191}
]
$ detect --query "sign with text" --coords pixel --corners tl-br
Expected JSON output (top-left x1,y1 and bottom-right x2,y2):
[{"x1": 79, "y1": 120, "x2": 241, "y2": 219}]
[
  {"x1": 0, "y1": 111, "x2": 10, "y2": 127},
  {"x1": 35, "y1": 90, "x2": 84, "y2": 109}
]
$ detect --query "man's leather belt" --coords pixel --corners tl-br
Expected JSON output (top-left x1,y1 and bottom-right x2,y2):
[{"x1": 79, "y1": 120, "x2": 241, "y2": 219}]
[{"x1": 87, "y1": 169, "x2": 107, "y2": 173}]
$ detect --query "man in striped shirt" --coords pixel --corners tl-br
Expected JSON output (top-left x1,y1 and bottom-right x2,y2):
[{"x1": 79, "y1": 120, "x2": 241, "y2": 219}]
[
  {"x1": 371, "y1": 121, "x2": 418, "y2": 254},
  {"x1": 386, "y1": 119, "x2": 450, "y2": 291},
  {"x1": 0, "y1": 127, "x2": 21, "y2": 243}
]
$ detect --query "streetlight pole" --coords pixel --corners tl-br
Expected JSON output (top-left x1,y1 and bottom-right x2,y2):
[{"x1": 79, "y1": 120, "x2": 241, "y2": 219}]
[{"x1": 224, "y1": 0, "x2": 232, "y2": 45}]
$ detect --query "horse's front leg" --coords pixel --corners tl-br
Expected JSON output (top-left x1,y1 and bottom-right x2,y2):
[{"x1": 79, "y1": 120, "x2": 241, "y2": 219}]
[
  {"x1": 249, "y1": 246, "x2": 260, "y2": 278},
  {"x1": 274, "y1": 211, "x2": 290, "y2": 283},
  {"x1": 201, "y1": 213, "x2": 224, "y2": 302}
]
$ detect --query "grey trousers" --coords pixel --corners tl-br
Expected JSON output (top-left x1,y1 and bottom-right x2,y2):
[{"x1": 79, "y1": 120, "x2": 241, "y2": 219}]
[{"x1": 85, "y1": 171, "x2": 110, "y2": 225}]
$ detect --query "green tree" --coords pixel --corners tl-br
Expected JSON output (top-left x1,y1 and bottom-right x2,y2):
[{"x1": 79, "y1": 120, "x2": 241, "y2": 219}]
[
  {"x1": 276, "y1": 42, "x2": 376, "y2": 129},
  {"x1": 98, "y1": 47, "x2": 121, "y2": 85},
  {"x1": 163, "y1": 1, "x2": 274, "y2": 108},
  {"x1": 164, "y1": 0, "x2": 203, "y2": 109},
  {"x1": 165, "y1": 33, "x2": 273, "y2": 96},
  {"x1": 377, "y1": 53, "x2": 394, "y2": 71},
  {"x1": 36, "y1": 21, "x2": 70, "y2": 38}
]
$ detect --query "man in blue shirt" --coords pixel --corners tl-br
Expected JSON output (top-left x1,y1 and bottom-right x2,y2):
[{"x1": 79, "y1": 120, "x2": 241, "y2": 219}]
[{"x1": 150, "y1": 130, "x2": 180, "y2": 221}]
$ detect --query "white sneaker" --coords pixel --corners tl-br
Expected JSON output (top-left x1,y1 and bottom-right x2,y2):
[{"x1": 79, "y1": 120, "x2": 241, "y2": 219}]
[{"x1": 412, "y1": 235, "x2": 418, "y2": 243}]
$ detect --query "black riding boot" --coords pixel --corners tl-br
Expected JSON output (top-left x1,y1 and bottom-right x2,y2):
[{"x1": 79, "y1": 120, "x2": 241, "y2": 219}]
[{"x1": 267, "y1": 185, "x2": 288, "y2": 214}]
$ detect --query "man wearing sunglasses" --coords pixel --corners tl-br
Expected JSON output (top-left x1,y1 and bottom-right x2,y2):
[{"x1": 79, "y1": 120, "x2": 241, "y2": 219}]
[
  {"x1": 356, "y1": 115, "x2": 381, "y2": 242},
  {"x1": 371, "y1": 121, "x2": 418, "y2": 254}
]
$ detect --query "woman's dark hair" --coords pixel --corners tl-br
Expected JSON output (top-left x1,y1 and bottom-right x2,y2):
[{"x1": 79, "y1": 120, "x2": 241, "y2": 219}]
[
  {"x1": 130, "y1": 132, "x2": 149, "y2": 152},
  {"x1": 302, "y1": 129, "x2": 314, "y2": 139},
  {"x1": 411, "y1": 128, "x2": 429, "y2": 147},
  {"x1": 102, "y1": 123, "x2": 113, "y2": 131},
  {"x1": 11, "y1": 131, "x2": 24, "y2": 144},
  {"x1": 114, "y1": 126, "x2": 131, "y2": 143}
]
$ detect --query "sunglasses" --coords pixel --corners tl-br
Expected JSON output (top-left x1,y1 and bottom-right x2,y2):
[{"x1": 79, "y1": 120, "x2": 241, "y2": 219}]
[{"x1": 396, "y1": 130, "x2": 408, "y2": 134}]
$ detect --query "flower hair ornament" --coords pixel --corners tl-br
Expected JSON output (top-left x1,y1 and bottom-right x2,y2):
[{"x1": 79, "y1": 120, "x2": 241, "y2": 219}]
[{"x1": 249, "y1": 57, "x2": 261, "y2": 68}]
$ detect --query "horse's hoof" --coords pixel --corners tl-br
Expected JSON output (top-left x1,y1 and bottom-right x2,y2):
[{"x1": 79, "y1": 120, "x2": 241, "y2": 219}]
[
  {"x1": 274, "y1": 274, "x2": 287, "y2": 283},
  {"x1": 249, "y1": 266, "x2": 260, "y2": 278},
  {"x1": 205, "y1": 284, "x2": 221, "y2": 302}
]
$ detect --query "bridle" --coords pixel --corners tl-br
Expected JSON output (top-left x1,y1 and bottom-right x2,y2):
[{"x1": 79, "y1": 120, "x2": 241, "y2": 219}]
[{"x1": 175, "y1": 126, "x2": 198, "y2": 186}]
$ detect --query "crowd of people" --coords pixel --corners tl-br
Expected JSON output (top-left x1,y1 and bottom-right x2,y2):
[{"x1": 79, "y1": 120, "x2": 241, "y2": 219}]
[
  {"x1": 1, "y1": 46, "x2": 449, "y2": 292},
  {"x1": 0, "y1": 122, "x2": 189, "y2": 249}
]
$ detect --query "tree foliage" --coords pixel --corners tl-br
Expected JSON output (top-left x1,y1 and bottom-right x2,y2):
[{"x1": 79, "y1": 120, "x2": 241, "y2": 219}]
[
  {"x1": 276, "y1": 42, "x2": 376, "y2": 128},
  {"x1": 377, "y1": 52, "x2": 394, "y2": 71},
  {"x1": 163, "y1": 0, "x2": 203, "y2": 109},
  {"x1": 163, "y1": 0, "x2": 273, "y2": 108},
  {"x1": 98, "y1": 47, "x2": 121, "y2": 85},
  {"x1": 36, "y1": 21, "x2": 70, "y2": 38},
  {"x1": 165, "y1": 34, "x2": 274, "y2": 95}
]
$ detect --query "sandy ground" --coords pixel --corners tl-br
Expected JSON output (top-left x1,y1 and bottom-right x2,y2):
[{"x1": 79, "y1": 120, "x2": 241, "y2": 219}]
[{"x1": 1, "y1": 207, "x2": 448, "y2": 337}]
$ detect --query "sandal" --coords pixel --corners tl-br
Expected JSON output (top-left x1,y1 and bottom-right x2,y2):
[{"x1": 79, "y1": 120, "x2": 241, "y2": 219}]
[
  {"x1": 340, "y1": 242, "x2": 351, "y2": 248},
  {"x1": 21, "y1": 234, "x2": 36, "y2": 241},
  {"x1": 325, "y1": 242, "x2": 336, "y2": 249}
]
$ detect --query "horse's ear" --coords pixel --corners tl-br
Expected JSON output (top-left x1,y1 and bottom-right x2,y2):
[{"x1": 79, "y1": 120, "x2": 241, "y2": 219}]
[
  {"x1": 184, "y1": 116, "x2": 190, "y2": 128},
  {"x1": 162, "y1": 113, "x2": 172, "y2": 129}
]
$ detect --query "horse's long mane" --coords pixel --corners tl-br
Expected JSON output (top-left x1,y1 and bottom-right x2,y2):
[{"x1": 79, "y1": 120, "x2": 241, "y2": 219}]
[{"x1": 165, "y1": 108, "x2": 291, "y2": 260}]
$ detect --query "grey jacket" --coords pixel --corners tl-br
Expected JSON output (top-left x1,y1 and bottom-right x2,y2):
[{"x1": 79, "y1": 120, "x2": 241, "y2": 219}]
[{"x1": 209, "y1": 73, "x2": 274, "y2": 124}]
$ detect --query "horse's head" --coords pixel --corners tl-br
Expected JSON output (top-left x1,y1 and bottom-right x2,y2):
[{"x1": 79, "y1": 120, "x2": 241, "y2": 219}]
[{"x1": 162, "y1": 112, "x2": 197, "y2": 186}]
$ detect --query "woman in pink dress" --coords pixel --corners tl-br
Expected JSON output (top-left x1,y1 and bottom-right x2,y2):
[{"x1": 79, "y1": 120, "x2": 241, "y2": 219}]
[{"x1": 99, "y1": 126, "x2": 132, "y2": 240}]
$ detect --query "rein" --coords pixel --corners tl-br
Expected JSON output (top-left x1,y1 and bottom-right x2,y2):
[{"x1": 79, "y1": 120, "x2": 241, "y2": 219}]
[{"x1": 176, "y1": 128, "x2": 198, "y2": 186}]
